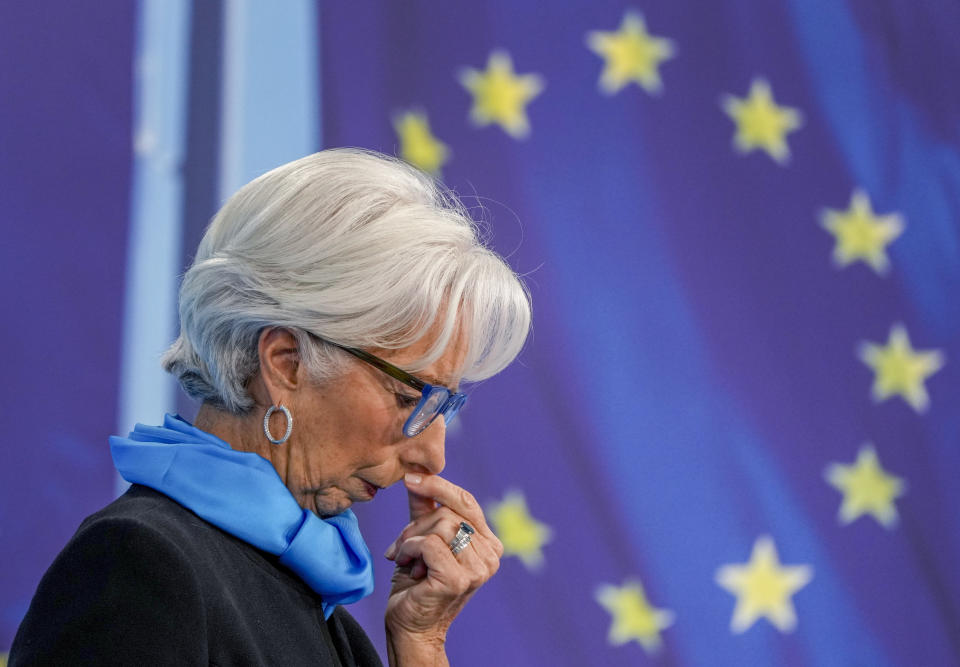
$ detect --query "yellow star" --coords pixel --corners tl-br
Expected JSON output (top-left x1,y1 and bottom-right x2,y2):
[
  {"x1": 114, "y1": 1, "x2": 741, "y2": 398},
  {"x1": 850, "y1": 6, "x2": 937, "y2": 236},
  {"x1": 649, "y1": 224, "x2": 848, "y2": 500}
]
[
  {"x1": 595, "y1": 580, "x2": 674, "y2": 652},
  {"x1": 487, "y1": 490, "x2": 552, "y2": 570},
  {"x1": 825, "y1": 444, "x2": 905, "y2": 528},
  {"x1": 459, "y1": 51, "x2": 544, "y2": 139},
  {"x1": 715, "y1": 536, "x2": 813, "y2": 633},
  {"x1": 859, "y1": 324, "x2": 945, "y2": 413},
  {"x1": 722, "y1": 79, "x2": 803, "y2": 164},
  {"x1": 393, "y1": 110, "x2": 450, "y2": 175},
  {"x1": 586, "y1": 11, "x2": 676, "y2": 95},
  {"x1": 820, "y1": 190, "x2": 905, "y2": 274}
]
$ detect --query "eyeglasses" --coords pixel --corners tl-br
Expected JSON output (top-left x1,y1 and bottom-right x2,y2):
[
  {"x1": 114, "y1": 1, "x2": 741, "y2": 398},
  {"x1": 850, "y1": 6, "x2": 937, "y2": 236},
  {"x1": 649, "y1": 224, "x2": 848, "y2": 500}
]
[{"x1": 324, "y1": 341, "x2": 467, "y2": 438}]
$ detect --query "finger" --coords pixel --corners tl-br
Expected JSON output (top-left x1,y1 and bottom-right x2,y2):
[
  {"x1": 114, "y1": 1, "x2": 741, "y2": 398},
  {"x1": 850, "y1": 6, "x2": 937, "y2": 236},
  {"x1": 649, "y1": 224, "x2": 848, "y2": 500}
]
[
  {"x1": 394, "y1": 535, "x2": 472, "y2": 593},
  {"x1": 403, "y1": 474, "x2": 493, "y2": 537},
  {"x1": 397, "y1": 523, "x2": 494, "y2": 582},
  {"x1": 385, "y1": 508, "x2": 464, "y2": 560},
  {"x1": 406, "y1": 473, "x2": 438, "y2": 521},
  {"x1": 390, "y1": 526, "x2": 498, "y2": 585},
  {"x1": 464, "y1": 533, "x2": 502, "y2": 579},
  {"x1": 394, "y1": 533, "x2": 498, "y2": 596},
  {"x1": 447, "y1": 537, "x2": 497, "y2": 591},
  {"x1": 410, "y1": 558, "x2": 428, "y2": 580}
]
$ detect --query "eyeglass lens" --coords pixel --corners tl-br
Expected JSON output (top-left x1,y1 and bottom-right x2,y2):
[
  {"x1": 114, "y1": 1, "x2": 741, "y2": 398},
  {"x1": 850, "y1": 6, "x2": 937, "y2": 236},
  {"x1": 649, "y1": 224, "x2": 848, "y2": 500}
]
[{"x1": 403, "y1": 386, "x2": 454, "y2": 437}]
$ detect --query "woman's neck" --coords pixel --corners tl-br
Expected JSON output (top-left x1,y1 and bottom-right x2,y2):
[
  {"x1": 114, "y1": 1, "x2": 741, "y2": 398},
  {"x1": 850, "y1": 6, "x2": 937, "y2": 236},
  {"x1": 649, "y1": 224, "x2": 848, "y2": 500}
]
[{"x1": 194, "y1": 403, "x2": 281, "y2": 467}]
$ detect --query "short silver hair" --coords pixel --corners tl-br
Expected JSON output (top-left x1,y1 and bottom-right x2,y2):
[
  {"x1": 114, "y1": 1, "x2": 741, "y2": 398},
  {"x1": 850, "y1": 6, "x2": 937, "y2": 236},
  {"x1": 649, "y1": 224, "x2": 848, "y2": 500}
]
[{"x1": 162, "y1": 148, "x2": 531, "y2": 413}]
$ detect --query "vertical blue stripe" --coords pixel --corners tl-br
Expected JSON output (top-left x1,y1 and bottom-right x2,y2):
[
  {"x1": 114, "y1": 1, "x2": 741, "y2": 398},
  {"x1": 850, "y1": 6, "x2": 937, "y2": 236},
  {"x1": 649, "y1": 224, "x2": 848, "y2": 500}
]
[
  {"x1": 219, "y1": 0, "x2": 319, "y2": 201},
  {"x1": 118, "y1": 0, "x2": 192, "y2": 492},
  {"x1": 176, "y1": 0, "x2": 225, "y2": 422}
]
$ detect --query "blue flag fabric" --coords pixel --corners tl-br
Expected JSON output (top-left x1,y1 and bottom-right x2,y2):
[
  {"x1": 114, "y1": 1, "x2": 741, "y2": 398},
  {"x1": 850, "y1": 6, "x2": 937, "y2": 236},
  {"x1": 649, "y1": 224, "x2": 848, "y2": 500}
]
[
  {"x1": 321, "y1": 2, "x2": 960, "y2": 665},
  {"x1": 4, "y1": 2, "x2": 960, "y2": 665}
]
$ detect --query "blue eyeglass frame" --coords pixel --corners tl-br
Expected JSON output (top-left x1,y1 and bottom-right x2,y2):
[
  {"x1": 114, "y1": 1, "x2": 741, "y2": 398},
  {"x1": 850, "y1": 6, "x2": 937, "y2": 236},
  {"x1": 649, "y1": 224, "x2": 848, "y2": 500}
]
[{"x1": 321, "y1": 340, "x2": 467, "y2": 437}]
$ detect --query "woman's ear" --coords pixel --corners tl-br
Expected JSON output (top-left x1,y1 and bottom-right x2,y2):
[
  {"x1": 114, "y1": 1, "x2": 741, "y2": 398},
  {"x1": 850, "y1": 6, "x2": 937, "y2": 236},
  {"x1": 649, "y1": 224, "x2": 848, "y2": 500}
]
[{"x1": 257, "y1": 328, "x2": 302, "y2": 399}]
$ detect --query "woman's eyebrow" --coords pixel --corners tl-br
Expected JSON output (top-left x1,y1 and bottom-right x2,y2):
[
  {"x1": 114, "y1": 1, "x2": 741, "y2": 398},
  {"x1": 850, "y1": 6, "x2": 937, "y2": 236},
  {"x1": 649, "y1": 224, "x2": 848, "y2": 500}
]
[
  {"x1": 430, "y1": 377, "x2": 461, "y2": 392},
  {"x1": 385, "y1": 365, "x2": 456, "y2": 392},
  {"x1": 418, "y1": 373, "x2": 455, "y2": 391}
]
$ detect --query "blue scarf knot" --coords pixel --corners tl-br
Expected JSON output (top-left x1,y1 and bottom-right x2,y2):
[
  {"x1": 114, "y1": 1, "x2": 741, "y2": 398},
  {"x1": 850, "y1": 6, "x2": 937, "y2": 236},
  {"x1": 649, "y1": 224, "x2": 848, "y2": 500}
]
[{"x1": 109, "y1": 414, "x2": 375, "y2": 619}]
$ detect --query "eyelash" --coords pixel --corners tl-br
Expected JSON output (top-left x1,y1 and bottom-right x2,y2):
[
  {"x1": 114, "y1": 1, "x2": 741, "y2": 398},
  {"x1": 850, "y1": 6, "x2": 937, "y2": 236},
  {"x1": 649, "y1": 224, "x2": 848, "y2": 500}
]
[{"x1": 395, "y1": 393, "x2": 420, "y2": 409}]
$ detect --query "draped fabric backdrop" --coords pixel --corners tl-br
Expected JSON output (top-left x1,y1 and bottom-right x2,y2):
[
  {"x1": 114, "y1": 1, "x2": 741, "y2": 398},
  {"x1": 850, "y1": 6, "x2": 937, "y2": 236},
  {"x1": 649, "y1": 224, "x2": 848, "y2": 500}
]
[{"x1": 3, "y1": 2, "x2": 960, "y2": 665}]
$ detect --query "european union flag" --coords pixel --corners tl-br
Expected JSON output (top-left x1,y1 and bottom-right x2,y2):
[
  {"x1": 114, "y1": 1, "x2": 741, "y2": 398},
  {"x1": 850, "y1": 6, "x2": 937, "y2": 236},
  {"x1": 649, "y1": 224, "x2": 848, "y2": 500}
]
[
  {"x1": 325, "y1": 2, "x2": 960, "y2": 664},
  {"x1": 4, "y1": 2, "x2": 959, "y2": 665}
]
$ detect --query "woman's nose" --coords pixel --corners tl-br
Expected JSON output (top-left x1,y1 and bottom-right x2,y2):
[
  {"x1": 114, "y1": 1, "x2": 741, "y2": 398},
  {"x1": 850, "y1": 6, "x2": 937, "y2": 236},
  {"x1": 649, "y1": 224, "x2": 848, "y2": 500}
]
[{"x1": 403, "y1": 417, "x2": 446, "y2": 475}]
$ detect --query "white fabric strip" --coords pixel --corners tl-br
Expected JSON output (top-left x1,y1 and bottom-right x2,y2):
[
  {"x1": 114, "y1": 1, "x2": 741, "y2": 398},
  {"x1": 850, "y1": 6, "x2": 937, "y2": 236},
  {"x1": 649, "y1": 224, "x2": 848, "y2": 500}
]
[
  {"x1": 219, "y1": 0, "x2": 319, "y2": 202},
  {"x1": 117, "y1": 0, "x2": 192, "y2": 495}
]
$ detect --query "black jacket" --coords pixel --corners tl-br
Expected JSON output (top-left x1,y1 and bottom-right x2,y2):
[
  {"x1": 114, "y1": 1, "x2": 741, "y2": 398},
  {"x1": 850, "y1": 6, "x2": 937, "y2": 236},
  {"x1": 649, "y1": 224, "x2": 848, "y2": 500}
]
[{"x1": 10, "y1": 484, "x2": 382, "y2": 666}]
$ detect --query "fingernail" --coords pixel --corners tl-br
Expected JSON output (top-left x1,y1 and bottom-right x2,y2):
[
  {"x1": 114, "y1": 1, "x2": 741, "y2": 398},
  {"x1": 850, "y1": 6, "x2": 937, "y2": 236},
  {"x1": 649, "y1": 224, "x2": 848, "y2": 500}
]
[
  {"x1": 385, "y1": 540, "x2": 399, "y2": 559},
  {"x1": 405, "y1": 473, "x2": 422, "y2": 485}
]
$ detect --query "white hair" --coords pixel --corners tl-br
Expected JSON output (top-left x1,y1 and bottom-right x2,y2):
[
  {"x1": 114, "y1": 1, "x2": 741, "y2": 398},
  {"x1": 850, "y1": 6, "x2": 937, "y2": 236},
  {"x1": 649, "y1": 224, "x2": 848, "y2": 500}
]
[{"x1": 162, "y1": 148, "x2": 531, "y2": 414}]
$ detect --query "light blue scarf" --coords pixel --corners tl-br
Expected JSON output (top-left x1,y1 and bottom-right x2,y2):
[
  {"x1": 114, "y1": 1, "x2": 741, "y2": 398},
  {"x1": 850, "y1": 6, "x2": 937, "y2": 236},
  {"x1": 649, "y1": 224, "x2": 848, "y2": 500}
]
[{"x1": 109, "y1": 414, "x2": 374, "y2": 619}]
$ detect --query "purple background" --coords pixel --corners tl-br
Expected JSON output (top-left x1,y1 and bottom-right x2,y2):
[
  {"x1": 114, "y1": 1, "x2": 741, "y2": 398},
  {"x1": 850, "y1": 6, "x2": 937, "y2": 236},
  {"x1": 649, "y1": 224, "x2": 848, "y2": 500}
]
[
  {"x1": 4, "y1": 2, "x2": 960, "y2": 665},
  {"x1": 1, "y1": 1, "x2": 134, "y2": 649}
]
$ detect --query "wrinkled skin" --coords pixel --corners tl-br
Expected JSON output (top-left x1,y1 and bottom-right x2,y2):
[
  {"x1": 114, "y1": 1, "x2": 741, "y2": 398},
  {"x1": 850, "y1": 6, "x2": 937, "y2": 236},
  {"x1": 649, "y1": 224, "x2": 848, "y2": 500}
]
[{"x1": 194, "y1": 327, "x2": 502, "y2": 665}]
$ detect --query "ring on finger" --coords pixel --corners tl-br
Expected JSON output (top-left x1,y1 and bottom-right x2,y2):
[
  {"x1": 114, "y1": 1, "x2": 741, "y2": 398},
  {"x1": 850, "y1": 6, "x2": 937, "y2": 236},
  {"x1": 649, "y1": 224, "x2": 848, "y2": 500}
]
[{"x1": 449, "y1": 521, "x2": 475, "y2": 555}]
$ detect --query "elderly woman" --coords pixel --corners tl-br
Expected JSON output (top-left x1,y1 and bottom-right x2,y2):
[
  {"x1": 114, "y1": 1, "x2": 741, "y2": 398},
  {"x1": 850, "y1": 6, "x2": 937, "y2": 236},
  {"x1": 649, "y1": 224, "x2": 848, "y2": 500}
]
[{"x1": 11, "y1": 149, "x2": 530, "y2": 665}]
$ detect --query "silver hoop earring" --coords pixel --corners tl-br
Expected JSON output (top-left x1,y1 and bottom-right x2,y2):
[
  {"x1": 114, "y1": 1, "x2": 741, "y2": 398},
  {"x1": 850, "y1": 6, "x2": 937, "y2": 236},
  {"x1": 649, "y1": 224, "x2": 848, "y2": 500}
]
[{"x1": 263, "y1": 404, "x2": 293, "y2": 445}]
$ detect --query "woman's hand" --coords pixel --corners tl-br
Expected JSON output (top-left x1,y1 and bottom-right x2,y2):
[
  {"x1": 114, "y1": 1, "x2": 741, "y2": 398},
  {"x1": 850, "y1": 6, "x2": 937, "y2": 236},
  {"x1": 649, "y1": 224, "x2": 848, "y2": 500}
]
[{"x1": 383, "y1": 473, "x2": 503, "y2": 664}]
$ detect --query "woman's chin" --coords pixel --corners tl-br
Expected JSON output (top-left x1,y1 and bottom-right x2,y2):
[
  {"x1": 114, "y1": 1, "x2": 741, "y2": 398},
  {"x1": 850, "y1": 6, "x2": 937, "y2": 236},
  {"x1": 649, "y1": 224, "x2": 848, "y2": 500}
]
[{"x1": 309, "y1": 491, "x2": 354, "y2": 518}]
